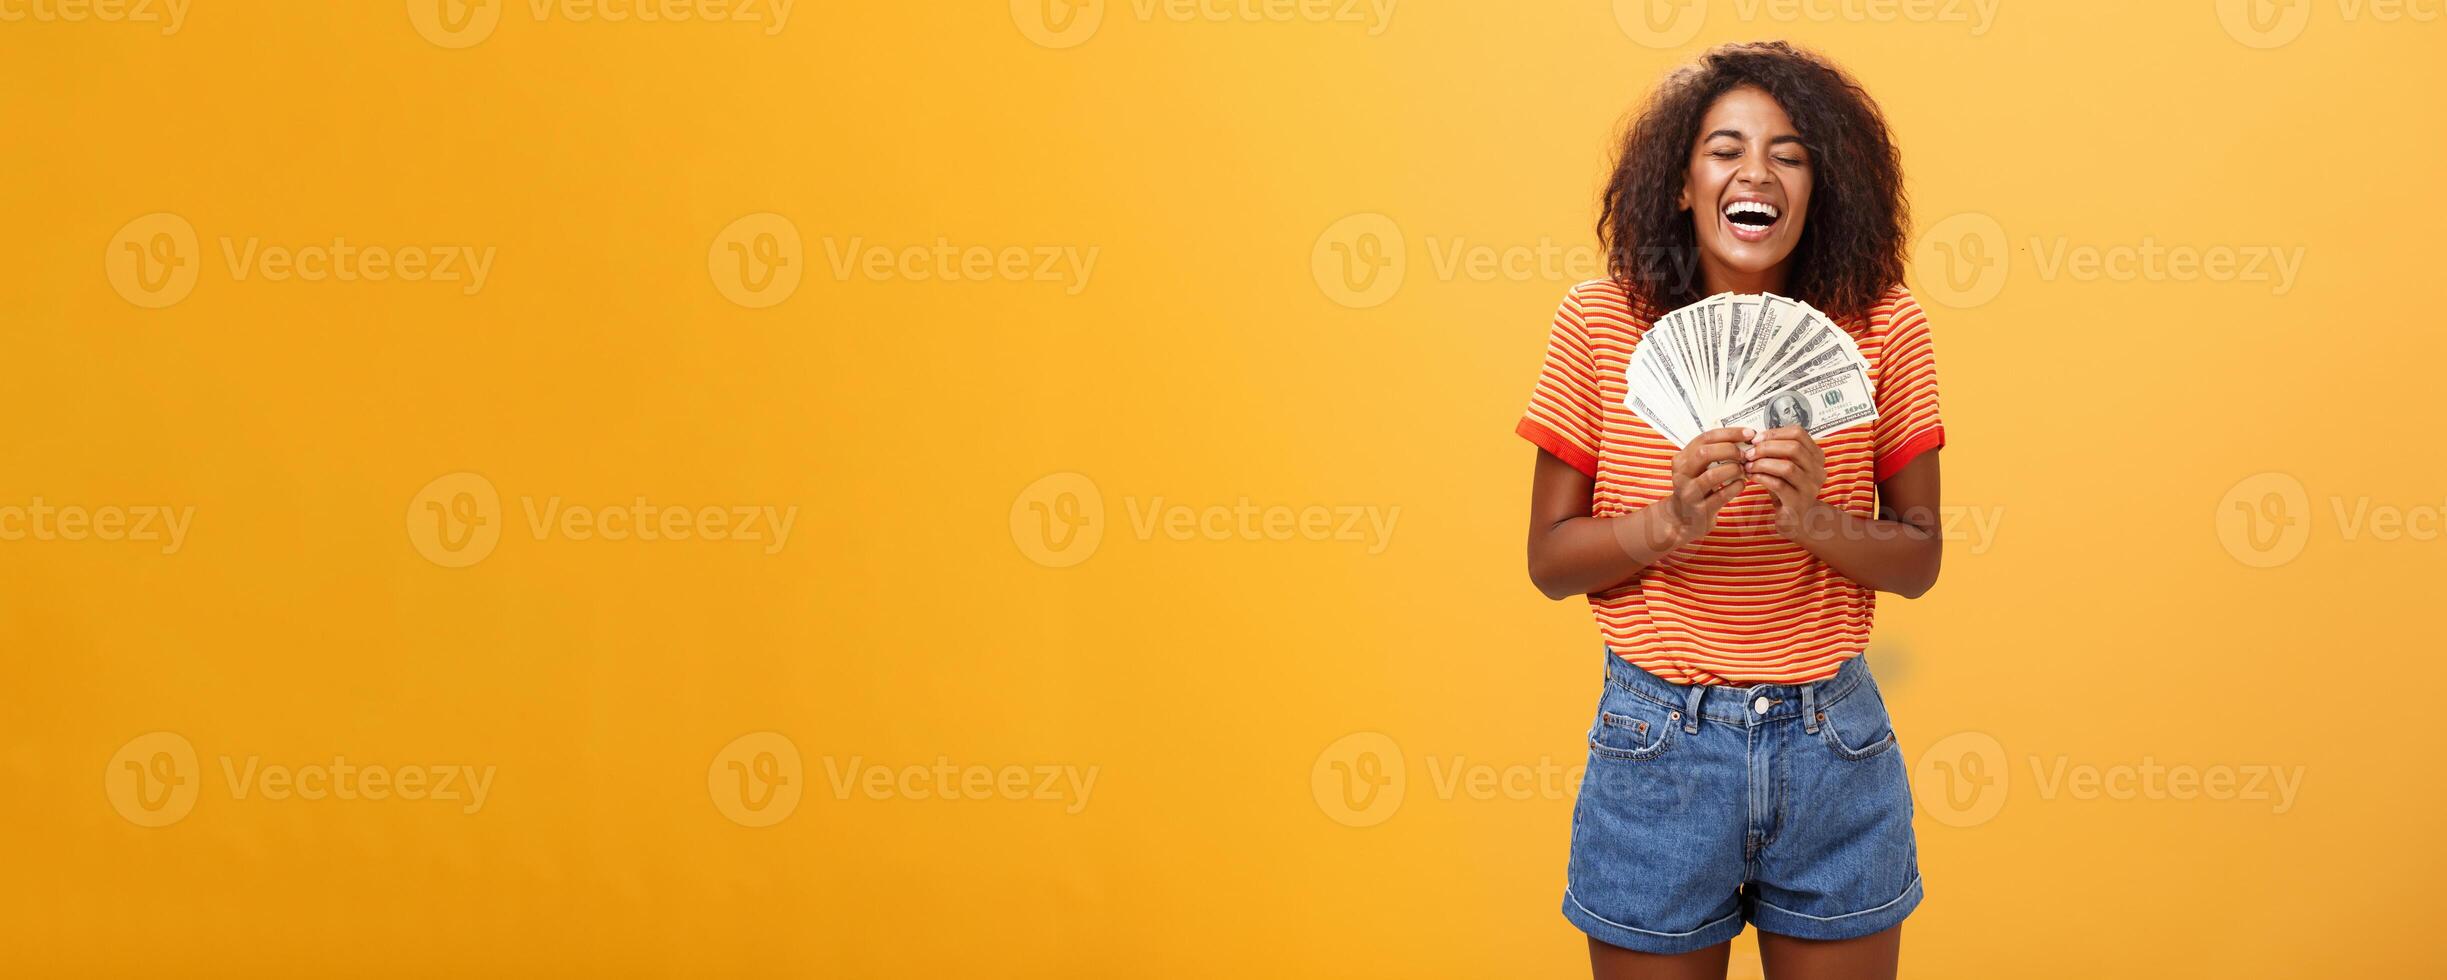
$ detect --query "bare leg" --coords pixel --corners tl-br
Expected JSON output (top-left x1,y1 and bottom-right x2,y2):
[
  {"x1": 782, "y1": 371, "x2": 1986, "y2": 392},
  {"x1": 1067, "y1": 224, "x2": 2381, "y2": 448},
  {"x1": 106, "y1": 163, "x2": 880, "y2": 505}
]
[
  {"x1": 1755, "y1": 925, "x2": 1900, "y2": 980},
  {"x1": 1590, "y1": 936, "x2": 1733, "y2": 980}
]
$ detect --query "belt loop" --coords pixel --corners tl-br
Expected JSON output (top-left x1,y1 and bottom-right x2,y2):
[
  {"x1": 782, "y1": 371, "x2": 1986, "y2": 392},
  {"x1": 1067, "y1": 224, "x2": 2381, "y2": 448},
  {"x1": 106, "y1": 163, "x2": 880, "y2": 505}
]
[
  {"x1": 1801, "y1": 678, "x2": 1820, "y2": 735},
  {"x1": 1682, "y1": 683, "x2": 1705, "y2": 734}
]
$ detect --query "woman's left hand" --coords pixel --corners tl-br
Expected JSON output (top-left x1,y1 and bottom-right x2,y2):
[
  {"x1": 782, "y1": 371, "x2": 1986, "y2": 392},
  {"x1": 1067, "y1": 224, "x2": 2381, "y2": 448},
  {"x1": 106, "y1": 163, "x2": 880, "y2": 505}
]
[{"x1": 1742, "y1": 426, "x2": 1829, "y2": 536}]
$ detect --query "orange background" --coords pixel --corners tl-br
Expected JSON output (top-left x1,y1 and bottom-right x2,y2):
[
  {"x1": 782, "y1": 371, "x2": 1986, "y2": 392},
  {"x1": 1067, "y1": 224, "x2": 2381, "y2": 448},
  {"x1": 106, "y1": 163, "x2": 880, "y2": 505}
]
[{"x1": 4, "y1": 1, "x2": 2444, "y2": 976}]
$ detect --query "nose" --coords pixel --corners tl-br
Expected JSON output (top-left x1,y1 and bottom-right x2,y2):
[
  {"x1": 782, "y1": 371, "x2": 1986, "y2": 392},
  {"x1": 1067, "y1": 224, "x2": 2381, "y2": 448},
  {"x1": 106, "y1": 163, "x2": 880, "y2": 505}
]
[{"x1": 1735, "y1": 148, "x2": 1774, "y2": 187}]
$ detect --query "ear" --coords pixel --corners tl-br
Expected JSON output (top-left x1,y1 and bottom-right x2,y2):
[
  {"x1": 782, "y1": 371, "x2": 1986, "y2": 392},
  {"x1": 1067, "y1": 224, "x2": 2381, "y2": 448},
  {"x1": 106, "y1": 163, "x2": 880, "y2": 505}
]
[{"x1": 1677, "y1": 177, "x2": 1692, "y2": 212}]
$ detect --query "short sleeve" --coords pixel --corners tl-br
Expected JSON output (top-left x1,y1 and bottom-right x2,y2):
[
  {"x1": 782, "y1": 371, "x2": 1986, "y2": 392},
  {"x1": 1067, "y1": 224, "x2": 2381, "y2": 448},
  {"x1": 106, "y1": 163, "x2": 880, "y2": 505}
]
[
  {"x1": 1515, "y1": 283, "x2": 1604, "y2": 478},
  {"x1": 1870, "y1": 288, "x2": 1945, "y2": 482}
]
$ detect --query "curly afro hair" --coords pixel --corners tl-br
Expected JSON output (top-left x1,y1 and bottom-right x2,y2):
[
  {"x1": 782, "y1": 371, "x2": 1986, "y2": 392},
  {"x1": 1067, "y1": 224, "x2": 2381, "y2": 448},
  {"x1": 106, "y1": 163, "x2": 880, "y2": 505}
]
[{"x1": 1599, "y1": 41, "x2": 1907, "y2": 323}]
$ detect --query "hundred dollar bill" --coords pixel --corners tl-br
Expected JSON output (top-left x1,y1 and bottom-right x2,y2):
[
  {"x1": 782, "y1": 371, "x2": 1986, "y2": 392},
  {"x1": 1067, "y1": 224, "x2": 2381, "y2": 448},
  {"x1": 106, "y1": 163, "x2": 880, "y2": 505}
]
[
  {"x1": 1719, "y1": 364, "x2": 1878, "y2": 439},
  {"x1": 1687, "y1": 300, "x2": 1724, "y2": 421},
  {"x1": 1721, "y1": 294, "x2": 1755, "y2": 407},
  {"x1": 1739, "y1": 308, "x2": 1864, "y2": 407},
  {"x1": 1627, "y1": 355, "x2": 1698, "y2": 448},
  {"x1": 1745, "y1": 311, "x2": 1834, "y2": 391},
  {"x1": 1653, "y1": 316, "x2": 1709, "y2": 437},
  {"x1": 1747, "y1": 340, "x2": 1864, "y2": 406},
  {"x1": 1731, "y1": 295, "x2": 1796, "y2": 401}
]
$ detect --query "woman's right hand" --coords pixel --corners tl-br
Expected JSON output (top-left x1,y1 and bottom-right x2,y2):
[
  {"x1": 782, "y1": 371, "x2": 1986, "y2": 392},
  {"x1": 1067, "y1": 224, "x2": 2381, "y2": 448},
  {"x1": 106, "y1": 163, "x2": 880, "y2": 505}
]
[{"x1": 1659, "y1": 427, "x2": 1756, "y2": 543}]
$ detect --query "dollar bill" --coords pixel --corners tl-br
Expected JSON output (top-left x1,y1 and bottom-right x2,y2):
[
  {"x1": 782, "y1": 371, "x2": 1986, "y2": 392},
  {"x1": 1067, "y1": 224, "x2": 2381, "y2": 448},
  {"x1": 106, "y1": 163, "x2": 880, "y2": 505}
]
[
  {"x1": 1720, "y1": 364, "x2": 1877, "y2": 439},
  {"x1": 1622, "y1": 292, "x2": 1878, "y2": 448}
]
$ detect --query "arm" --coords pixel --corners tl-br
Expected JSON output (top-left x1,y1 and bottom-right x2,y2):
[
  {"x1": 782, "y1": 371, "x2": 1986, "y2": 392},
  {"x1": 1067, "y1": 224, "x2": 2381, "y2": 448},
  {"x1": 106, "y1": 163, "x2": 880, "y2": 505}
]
[
  {"x1": 1525, "y1": 428, "x2": 1754, "y2": 601},
  {"x1": 1746, "y1": 431, "x2": 1943, "y2": 598}
]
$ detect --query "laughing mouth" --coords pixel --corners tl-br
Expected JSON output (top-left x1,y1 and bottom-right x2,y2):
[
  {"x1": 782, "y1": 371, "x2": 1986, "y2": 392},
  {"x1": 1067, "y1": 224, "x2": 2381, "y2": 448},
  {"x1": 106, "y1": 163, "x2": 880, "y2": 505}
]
[{"x1": 1723, "y1": 200, "x2": 1781, "y2": 230}]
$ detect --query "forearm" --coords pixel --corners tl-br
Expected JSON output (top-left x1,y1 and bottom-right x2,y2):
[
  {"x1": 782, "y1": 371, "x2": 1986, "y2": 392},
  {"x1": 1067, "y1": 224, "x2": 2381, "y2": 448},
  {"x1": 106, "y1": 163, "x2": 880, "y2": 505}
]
[
  {"x1": 1528, "y1": 501, "x2": 1690, "y2": 601},
  {"x1": 1782, "y1": 501, "x2": 1942, "y2": 598}
]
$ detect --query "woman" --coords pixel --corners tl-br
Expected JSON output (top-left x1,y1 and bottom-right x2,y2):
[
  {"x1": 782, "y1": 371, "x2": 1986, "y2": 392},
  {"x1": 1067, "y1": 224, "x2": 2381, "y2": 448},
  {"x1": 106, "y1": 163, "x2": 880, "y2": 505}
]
[{"x1": 1517, "y1": 42, "x2": 1946, "y2": 979}]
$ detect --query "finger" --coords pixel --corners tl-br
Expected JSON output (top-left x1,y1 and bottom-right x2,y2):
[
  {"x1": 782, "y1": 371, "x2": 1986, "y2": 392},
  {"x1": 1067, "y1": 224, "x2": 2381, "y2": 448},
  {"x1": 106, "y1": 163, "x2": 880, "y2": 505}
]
[
  {"x1": 1679, "y1": 464, "x2": 1741, "y2": 505},
  {"x1": 1688, "y1": 427, "x2": 1759, "y2": 448},
  {"x1": 1746, "y1": 449, "x2": 1823, "y2": 486},
  {"x1": 1675, "y1": 442, "x2": 1746, "y2": 480},
  {"x1": 1747, "y1": 470, "x2": 1799, "y2": 506},
  {"x1": 1696, "y1": 472, "x2": 1747, "y2": 511},
  {"x1": 1745, "y1": 458, "x2": 1799, "y2": 481},
  {"x1": 1745, "y1": 439, "x2": 1811, "y2": 462},
  {"x1": 1759, "y1": 425, "x2": 1809, "y2": 445}
]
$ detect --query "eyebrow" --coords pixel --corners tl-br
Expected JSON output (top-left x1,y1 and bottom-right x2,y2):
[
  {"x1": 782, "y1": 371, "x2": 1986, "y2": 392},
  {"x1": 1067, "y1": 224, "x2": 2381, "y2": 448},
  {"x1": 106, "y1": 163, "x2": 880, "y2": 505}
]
[{"x1": 1704, "y1": 129, "x2": 1808, "y2": 148}]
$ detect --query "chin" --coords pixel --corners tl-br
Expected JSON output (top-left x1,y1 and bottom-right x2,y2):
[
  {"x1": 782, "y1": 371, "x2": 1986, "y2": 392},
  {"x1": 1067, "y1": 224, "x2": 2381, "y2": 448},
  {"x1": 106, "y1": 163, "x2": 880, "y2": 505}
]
[{"x1": 1706, "y1": 248, "x2": 1796, "y2": 281}]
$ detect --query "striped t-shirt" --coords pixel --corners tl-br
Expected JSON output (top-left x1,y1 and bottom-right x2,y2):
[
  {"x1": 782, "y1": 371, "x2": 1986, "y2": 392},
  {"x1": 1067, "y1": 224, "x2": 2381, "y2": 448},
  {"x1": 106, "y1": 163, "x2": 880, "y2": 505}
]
[{"x1": 1517, "y1": 279, "x2": 1945, "y2": 686}]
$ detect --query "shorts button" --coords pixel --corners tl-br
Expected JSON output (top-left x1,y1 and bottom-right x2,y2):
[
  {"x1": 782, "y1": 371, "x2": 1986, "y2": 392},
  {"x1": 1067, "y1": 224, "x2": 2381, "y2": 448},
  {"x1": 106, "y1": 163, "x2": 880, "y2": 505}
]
[{"x1": 1753, "y1": 696, "x2": 1771, "y2": 715}]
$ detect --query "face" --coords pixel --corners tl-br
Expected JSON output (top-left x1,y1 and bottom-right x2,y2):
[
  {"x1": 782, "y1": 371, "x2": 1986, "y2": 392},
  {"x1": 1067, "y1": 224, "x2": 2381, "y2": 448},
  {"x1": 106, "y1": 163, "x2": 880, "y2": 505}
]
[
  {"x1": 1768, "y1": 393, "x2": 1805, "y2": 428},
  {"x1": 1677, "y1": 85, "x2": 1812, "y2": 294}
]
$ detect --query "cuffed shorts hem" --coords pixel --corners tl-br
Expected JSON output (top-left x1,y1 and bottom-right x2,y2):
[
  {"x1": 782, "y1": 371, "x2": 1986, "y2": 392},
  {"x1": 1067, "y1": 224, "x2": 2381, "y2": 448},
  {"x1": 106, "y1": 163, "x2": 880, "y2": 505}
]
[
  {"x1": 1562, "y1": 887, "x2": 1746, "y2": 956},
  {"x1": 1747, "y1": 874, "x2": 1924, "y2": 943}
]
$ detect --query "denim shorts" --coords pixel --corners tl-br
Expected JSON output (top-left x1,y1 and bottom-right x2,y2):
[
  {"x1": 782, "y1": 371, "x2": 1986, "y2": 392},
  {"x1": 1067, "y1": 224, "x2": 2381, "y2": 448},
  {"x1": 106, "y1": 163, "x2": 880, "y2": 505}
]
[{"x1": 1562, "y1": 648, "x2": 1923, "y2": 954}]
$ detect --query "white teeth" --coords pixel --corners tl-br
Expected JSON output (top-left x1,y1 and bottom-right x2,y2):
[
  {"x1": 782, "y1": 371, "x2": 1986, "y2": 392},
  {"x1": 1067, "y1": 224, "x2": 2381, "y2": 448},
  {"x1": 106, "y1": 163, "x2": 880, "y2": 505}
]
[{"x1": 1723, "y1": 200, "x2": 1780, "y2": 220}]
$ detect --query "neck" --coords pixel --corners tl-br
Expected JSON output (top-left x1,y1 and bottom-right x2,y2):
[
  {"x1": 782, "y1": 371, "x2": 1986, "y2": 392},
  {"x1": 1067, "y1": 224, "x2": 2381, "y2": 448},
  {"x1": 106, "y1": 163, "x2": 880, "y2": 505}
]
[{"x1": 1701, "y1": 261, "x2": 1788, "y2": 298}]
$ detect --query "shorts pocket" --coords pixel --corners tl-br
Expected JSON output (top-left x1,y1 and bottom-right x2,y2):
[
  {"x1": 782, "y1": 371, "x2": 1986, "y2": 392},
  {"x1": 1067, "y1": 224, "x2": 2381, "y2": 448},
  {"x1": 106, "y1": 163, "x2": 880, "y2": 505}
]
[
  {"x1": 1589, "y1": 690, "x2": 1679, "y2": 762},
  {"x1": 1816, "y1": 684, "x2": 1898, "y2": 762}
]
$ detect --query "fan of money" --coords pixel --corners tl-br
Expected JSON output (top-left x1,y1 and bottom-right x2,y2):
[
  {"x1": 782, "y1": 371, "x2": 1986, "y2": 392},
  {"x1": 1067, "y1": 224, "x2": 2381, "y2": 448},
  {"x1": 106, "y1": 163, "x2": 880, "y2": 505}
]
[{"x1": 1623, "y1": 293, "x2": 1878, "y2": 448}]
